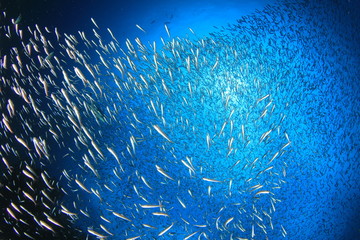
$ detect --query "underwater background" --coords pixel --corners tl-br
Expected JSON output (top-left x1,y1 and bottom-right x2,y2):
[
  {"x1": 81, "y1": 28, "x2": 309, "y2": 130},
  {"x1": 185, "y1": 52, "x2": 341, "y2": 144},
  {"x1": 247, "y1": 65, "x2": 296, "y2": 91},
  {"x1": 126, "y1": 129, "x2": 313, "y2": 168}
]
[{"x1": 0, "y1": 0, "x2": 359, "y2": 239}]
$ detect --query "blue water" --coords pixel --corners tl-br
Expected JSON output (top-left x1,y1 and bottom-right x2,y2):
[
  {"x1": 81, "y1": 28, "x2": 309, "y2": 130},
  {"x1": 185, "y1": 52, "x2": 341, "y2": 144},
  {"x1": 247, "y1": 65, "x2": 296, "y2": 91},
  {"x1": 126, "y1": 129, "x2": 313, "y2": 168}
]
[{"x1": 0, "y1": 0, "x2": 359, "y2": 239}]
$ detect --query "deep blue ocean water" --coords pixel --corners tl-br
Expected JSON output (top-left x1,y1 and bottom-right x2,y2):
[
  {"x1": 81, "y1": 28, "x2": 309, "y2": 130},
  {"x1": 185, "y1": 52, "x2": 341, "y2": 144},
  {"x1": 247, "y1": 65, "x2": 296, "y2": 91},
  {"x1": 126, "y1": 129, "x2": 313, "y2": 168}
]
[{"x1": 0, "y1": 0, "x2": 359, "y2": 239}]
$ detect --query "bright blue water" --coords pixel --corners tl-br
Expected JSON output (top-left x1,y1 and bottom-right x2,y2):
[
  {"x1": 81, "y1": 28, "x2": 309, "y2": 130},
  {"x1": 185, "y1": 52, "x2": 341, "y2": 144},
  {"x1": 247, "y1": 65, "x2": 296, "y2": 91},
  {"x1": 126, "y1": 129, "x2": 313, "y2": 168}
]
[
  {"x1": 63, "y1": 1, "x2": 359, "y2": 239},
  {"x1": 1, "y1": 0, "x2": 359, "y2": 239}
]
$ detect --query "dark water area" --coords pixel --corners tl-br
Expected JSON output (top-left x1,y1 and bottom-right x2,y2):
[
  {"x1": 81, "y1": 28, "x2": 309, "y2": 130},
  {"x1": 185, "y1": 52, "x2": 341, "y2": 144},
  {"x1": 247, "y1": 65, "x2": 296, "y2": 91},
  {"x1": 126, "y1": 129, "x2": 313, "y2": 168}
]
[{"x1": 0, "y1": 0, "x2": 359, "y2": 239}]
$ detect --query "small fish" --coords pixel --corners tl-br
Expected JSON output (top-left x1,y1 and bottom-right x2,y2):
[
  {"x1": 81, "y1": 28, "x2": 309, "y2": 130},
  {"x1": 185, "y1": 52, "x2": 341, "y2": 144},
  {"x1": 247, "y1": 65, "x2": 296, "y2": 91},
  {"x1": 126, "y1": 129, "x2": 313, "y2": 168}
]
[
  {"x1": 142, "y1": 223, "x2": 156, "y2": 228},
  {"x1": 100, "y1": 224, "x2": 113, "y2": 236},
  {"x1": 177, "y1": 196, "x2": 186, "y2": 208},
  {"x1": 75, "y1": 179, "x2": 91, "y2": 193},
  {"x1": 15, "y1": 136, "x2": 30, "y2": 151},
  {"x1": 107, "y1": 28, "x2": 117, "y2": 42},
  {"x1": 10, "y1": 203, "x2": 21, "y2": 213},
  {"x1": 211, "y1": 58, "x2": 219, "y2": 71},
  {"x1": 249, "y1": 184, "x2": 263, "y2": 192},
  {"x1": 88, "y1": 229, "x2": 107, "y2": 239},
  {"x1": 6, "y1": 207, "x2": 17, "y2": 220},
  {"x1": 40, "y1": 220, "x2": 55, "y2": 233},
  {"x1": 281, "y1": 141, "x2": 291, "y2": 150},
  {"x1": 259, "y1": 129, "x2": 272, "y2": 143},
  {"x1": 257, "y1": 94, "x2": 270, "y2": 103},
  {"x1": 22, "y1": 170, "x2": 35, "y2": 181},
  {"x1": 113, "y1": 212, "x2": 131, "y2": 221},
  {"x1": 135, "y1": 24, "x2": 146, "y2": 33},
  {"x1": 184, "y1": 231, "x2": 199, "y2": 240},
  {"x1": 158, "y1": 222, "x2": 174, "y2": 236},
  {"x1": 74, "y1": 67, "x2": 89, "y2": 86},
  {"x1": 152, "y1": 212, "x2": 170, "y2": 217},
  {"x1": 153, "y1": 125, "x2": 173, "y2": 143},
  {"x1": 100, "y1": 215, "x2": 111, "y2": 223},
  {"x1": 181, "y1": 160, "x2": 195, "y2": 174},
  {"x1": 164, "y1": 24, "x2": 171, "y2": 38},
  {"x1": 202, "y1": 177, "x2": 222, "y2": 183},
  {"x1": 140, "y1": 176, "x2": 152, "y2": 189},
  {"x1": 281, "y1": 225, "x2": 287, "y2": 236},
  {"x1": 155, "y1": 165, "x2": 174, "y2": 180},
  {"x1": 2, "y1": 116, "x2": 13, "y2": 133},
  {"x1": 194, "y1": 225, "x2": 207, "y2": 228},
  {"x1": 45, "y1": 215, "x2": 64, "y2": 228},
  {"x1": 41, "y1": 173, "x2": 53, "y2": 189},
  {"x1": 91, "y1": 140, "x2": 104, "y2": 158},
  {"x1": 139, "y1": 204, "x2": 162, "y2": 209},
  {"x1": 267, "y1": 151, "x2": 279, "y2": 165},
  {"x1": 219, "y1": 121, "x2": 227, "y2": 136},
  {"x1": 90, "y1": 18, "x2": 100, "y2": 29},
  {"x1": 254, "y1": 190, "x2": 271, "y2": 197},
  {"x1": 22, "y1": 191, "x2": 36, "y2": 204},
  {"x1": 224, "y1": 217, "x2": 234, "y2": 228},
  {"x1": 206, "y1": 133, "x2": 211, "y2": 150},
  {"x1": 80, "y1": 209, "x2": 90, "y2": 218}
]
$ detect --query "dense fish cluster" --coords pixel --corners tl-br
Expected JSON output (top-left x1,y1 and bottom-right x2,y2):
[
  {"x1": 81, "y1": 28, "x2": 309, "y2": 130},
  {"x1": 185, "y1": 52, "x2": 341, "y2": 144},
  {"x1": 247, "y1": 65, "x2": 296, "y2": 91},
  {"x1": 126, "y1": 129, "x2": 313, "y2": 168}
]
[
  {"x1": 0, "y1": 9, "x2": 290, "y2": 239},
  {"x1": 1, "y1": 0, "x2": 359, "y2": 239}
]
